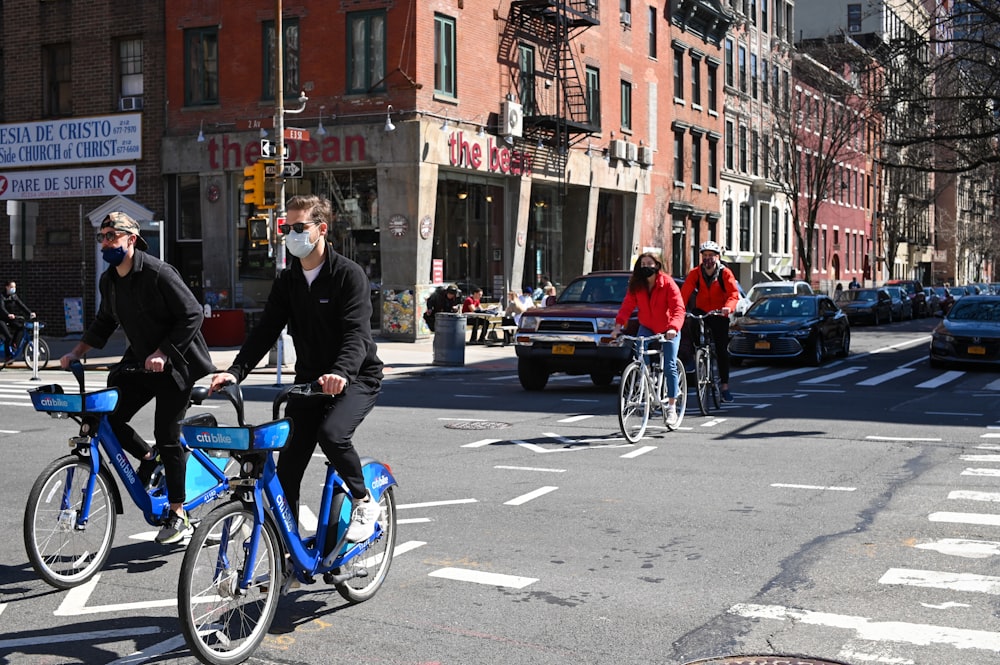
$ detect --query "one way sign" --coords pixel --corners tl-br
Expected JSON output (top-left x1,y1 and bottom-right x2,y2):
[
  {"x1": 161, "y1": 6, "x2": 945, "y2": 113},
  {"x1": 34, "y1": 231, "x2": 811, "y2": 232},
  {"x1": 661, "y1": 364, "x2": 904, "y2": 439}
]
[
  {"x1": 263, "y1": 161, "x2": 304, "y2": 179},
  {"x1": 259, "y1": 139, "x2": 289, "y2": 160}
]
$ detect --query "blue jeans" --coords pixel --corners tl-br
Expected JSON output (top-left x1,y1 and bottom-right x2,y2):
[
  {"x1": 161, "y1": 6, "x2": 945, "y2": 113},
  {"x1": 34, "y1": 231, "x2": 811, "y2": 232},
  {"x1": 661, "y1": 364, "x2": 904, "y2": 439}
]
[{"x1": 638, "y1": 325, "x2": 681, "y2": 399}]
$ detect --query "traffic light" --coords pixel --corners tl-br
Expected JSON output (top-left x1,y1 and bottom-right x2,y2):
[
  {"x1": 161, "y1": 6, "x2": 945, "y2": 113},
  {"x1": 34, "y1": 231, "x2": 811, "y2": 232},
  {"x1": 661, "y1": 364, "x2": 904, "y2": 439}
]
[{"x1": 243, "y1": 162, "x2": 265, "y2": 207}]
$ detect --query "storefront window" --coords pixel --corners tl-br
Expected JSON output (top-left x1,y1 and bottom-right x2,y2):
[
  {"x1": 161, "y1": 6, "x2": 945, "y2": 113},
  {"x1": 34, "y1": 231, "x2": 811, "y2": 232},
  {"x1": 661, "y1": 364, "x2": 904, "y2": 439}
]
[
  {"x1": 433, "y1": 179, "x2": 504, "y2": 299},
  {"x1": 523, "y1": 184, "x2": 564, "y2": 292}
]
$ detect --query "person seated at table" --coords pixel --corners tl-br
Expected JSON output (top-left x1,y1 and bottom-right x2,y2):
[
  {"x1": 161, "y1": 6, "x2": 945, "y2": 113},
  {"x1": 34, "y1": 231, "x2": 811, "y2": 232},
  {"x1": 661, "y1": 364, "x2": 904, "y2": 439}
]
[
  {"x1": 462, "y1": 286, "x2": 494, "y2": 345},
  {"x1": 503, "y1": 287, "x2": 534, "y2": 327}
]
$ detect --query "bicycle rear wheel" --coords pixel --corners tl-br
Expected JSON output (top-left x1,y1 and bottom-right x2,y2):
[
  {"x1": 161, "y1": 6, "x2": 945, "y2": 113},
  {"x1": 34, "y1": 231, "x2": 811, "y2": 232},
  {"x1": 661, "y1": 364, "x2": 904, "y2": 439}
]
[
  {"x1": 24, "y1": 455, "x2": 117, "y2": 589},
  {"x1": 695, "y1": 348, "x2": 712, "y2": 416},
  {"x1": 24, "y1": 338, "x2": 50, "y2": 369},
  {"x1": 334, "y1": 485, "x2": 397, "y2": 603},
  {"x1": 666, "y1": 368, "x2": 687, "y2": 431},
  {"x1": 178, "y1": 501, "x2": 280, "y2": 665},
  {"x1": 618, "y1": 362, "x2": 650, "y2": 443}
]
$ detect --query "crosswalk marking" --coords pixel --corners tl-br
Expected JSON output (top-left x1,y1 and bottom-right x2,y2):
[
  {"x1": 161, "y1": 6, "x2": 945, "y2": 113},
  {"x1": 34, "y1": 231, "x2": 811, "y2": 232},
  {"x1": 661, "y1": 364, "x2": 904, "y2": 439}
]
[
  {"x1": 916, "y1": 370, "x2": 965, "y2": 389},
  {"x1": 799, "y1": 367, "x2": 865, "y2": 384},
  {"x1": 948, "y1": 490, "x2": 1000, "y2": 502},
  {"x1": 929, "y1": 511, "x2": 1000, "y2": 526},
  {"x1": 915, "y1": 539, "x2": 1000, "y2": 559},
  {"x1": 857, "y1": 368, "x2": 916, "y2": 386},
  {"x1": 879, "y1": 568, "x2": 1000, "y2": 595}
]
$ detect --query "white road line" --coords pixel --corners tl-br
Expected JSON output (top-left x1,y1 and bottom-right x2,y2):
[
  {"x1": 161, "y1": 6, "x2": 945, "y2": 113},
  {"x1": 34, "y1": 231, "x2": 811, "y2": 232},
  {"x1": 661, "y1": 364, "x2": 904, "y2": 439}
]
[
  {"x1": 107, "y1": 634, "x2": 188, "y2": 665},
  {"x1": 398, "y1": 517, "x2": 432, "y2": 524},
  {"x1": 866, "y1": 337, "x2": 933, "y2": 355},
  {"x1": 0, "y1": 429, "x2": 18, "y2": 434},
  {"x1": 962, "y1": 468, "x2": 1000, "y2": 477},
  {"x1": 837, "y1": 648, "x2": 915, "y2": 664},
  {"x1": 504, "y1": 486, "x2": 558, "y2": 506},
  {"x1": 961, "y1": 455, "x2": 1000, "y2": 462},
  {"x1": 981, "y1": 433, "x2": 1000, "y2": 439},
  {"x1": 915, "y1": 539, "x2": 1000, "y2": 559},
  {"x1": 916, "y1": 371, "x2": 965, "y2": 389},
  {"x1": 729, "y1": 366, "x2": 767, "y2": 377},
  {"x1": 754, "y1": 403, "x2": 772, "y2": 409},
  {"x1": 494, "y1": 465, "x2": 566, "y2": 472},
  {"x1": 729, "y1": 602, "x2": 1000, "y2": 651},
  {"x1": 866, "y1": 435, "x2": 943, "y2": 442},
  {"x1": 880, "y1": 567, "x2": 1000, "y2": 595},
  {"x1": 929, "y1": 511, "x2": 1000, "y2": 527},
  {"x1": 621, "y1": 445, "x2": 656, "y2": 458},
  {"x1": 393, "y1": 540, "x2": 426, "y2": 556},
  {"x1": 461, "y1": 438, "x2": 501, "y2": 448},
  {"x1": 857, "y1": 368, "x2": 916, "y2": 386},
  {"x1": 558, "y1": 414, "x2": 593, "y2": 423},
  {"x1": 55, "y1": 574, "x2": 176, "y2": 616},
  {"x1": 428, "y1": 567, "x2": 537, "y2": 588},
  {"x1": 745, "y1": 367, "x2": 816, "y2": 383},
  {"x1": 0, "y1": 626, "x2": 162, "y2": 650},
  {"x1": 948, "y1": 490, "x2": 1000, "y2": 502},
  {"x1": 397, "y1": 498, "x2": 477, "y2": 510},
  {"x1": 984, "y1": 378, "x2": 1000, "y2": 391},
  {"x1": 799, "y1": 367, "x2": 865, "y2": 384},
  {"x1": 0, "y1": 401, "x2": 30, "y2": 407},
  {"x1": 701, "y1": 418, "x2": 726, "y2": 427},
  {"x1": 770, "y1": 483, "x2": 856, "y2": 491}
]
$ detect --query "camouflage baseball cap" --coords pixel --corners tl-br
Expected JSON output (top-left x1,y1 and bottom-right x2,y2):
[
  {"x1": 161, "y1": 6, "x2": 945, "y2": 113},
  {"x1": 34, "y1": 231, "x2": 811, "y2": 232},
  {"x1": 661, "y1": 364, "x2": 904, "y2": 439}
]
[{"x1": 101, "y1": 211, "x2": 148, "y2": 250}]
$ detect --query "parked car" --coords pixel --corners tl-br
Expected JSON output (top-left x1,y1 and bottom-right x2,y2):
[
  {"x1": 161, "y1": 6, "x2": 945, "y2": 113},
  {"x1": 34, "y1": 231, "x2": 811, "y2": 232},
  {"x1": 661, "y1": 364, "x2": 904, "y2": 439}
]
[
  {"x1": 835, "y1": 287, "x2": 893, "y2": 325},
  {"x1": 514, "y1": 271, "x2": 639, "y2": 390},
  {"x1": 884, "y1": 279, "x2": 928, "y2": 317},
  {"x1": 884, "y1": 285, "x2": 914, "y2": 321},
  {"x1": 741, "y1": 280, "x2": 814, "y2": 314},
  {"x1": 929, "y1": 295, "x2": 1000, "y2": 368},
  {"x1": 728, "y1": 294, "x2": 850, "y2": 366},
  {"x1": 927, "y1": 286, "x2": 954, "y2": 316}
]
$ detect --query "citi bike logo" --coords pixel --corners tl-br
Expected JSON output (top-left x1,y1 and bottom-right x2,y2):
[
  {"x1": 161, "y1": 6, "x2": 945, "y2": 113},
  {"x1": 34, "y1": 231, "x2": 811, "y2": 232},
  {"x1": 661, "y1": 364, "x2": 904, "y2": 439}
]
[
  {"x1": 195, "y1": 430, "x2": 233, "y2": 446},
  {"x1": 371, "y1": 474, "x2": 389, "y2": 490},
  {"x1": 116, "y1": 452, "x2": 136, "y2": 483},
  {"x1": 275, "y1": 494, "x2": 296, "y2": 531},
  {"x1": 40, "y1": 396, "x2": 71, "y2": 408}
]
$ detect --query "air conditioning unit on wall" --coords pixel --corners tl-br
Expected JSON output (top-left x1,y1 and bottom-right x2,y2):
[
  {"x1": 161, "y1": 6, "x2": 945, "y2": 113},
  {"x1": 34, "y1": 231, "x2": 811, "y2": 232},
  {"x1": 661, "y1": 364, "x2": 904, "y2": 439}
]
[
  {"x1": 625, "y1": 142, "x2": 638, "y2": 163},
  {"x1": 637, "y1": 146, "x2": 653, "y2": 166},
  {"x1": 609, "y1": 139, "x2": 627, "y2": 160},
  {"x1": 119, "y1": 96, "x2": 144, "y2": 111},
  {"x1": 620, "y1": 11, "x2": 632, "y2": 27},
  {"x1": 502, "y1": 100, "x2": 523, "y2": 138}
]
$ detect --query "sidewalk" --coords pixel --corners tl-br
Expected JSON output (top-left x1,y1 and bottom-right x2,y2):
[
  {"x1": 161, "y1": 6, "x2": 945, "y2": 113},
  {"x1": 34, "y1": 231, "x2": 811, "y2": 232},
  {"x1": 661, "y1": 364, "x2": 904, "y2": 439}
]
[{"x1": 30, "y1": 330, "x2": 517, "y2": 383}]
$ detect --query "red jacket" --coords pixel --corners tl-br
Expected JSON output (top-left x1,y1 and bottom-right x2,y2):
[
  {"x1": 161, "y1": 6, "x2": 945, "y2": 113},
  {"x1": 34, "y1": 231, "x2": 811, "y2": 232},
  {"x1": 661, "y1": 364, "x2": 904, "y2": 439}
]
[
  {"x1": 615, "y1": 272, "x2": 686, "y2": 334},
  {"x1": 680, "y1": 266, "x2": 741, "y2": 314}
]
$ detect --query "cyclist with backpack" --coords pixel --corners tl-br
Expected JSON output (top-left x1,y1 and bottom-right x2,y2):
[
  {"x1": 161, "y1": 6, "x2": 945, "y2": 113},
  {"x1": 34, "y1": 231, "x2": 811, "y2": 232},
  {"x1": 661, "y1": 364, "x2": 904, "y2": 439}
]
[{"x1": 680, "y1": 241, "x2": 741, "y2": 403}]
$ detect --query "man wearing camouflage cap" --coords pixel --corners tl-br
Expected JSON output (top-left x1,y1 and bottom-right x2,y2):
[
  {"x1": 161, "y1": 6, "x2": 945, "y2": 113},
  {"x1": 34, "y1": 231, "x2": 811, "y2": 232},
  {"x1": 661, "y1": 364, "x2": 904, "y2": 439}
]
[{"x1": 60, "y1": 211, "x2": 215, "y2": 544}]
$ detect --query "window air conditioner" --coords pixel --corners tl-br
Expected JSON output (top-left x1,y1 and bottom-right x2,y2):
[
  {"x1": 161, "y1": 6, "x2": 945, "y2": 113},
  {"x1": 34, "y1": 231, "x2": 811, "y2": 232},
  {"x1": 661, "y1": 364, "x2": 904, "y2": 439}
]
[
  {"x1": 609, "y1": 139, "x2": 627, "y2": 160},
  {"x1": 620, "y1": 11, "x2": 632, "y2": 27},
  {"x1": 637, "y1": 146, "x2": 654, "y2": 166},
  {"x1": 502, "y1": 100, "x2": 523, "y2": 138},
  {"x1": 625, "y1": 142, "x2": 638, "y2": 163},
  {"x1": 119, "y1": 96, "x2": 144, "y2": 111}
]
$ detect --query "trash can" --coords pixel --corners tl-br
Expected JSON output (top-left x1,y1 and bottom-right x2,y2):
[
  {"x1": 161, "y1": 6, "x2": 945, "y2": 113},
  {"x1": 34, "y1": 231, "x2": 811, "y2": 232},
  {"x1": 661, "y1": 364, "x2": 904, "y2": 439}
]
[{"x1": 432, "y1": 312, "x2": 466, "y2": 366}]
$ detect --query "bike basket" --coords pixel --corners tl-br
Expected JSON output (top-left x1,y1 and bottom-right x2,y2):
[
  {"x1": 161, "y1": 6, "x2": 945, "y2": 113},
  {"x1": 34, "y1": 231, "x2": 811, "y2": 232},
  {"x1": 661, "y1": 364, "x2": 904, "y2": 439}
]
[
  {"x1": 29, "y1": 385, "x2": 119, "y2": 414},
  {"x1": 182, "y1": 418, "x2": 291, "y2": 452}
]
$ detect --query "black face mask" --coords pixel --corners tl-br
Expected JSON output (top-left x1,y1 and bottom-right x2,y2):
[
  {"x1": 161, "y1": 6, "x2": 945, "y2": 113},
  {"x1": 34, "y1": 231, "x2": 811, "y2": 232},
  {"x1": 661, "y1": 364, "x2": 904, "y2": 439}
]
[{"x1": 639, "y1": 266, "x2": 658, "y2": 279}]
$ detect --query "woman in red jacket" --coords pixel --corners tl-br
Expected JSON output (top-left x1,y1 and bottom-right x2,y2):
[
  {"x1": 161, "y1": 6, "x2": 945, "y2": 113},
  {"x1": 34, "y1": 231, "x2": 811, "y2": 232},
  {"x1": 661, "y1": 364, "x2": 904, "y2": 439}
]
[{"x1": 611, "y1": 252, "x2": 686, "y2": 426}]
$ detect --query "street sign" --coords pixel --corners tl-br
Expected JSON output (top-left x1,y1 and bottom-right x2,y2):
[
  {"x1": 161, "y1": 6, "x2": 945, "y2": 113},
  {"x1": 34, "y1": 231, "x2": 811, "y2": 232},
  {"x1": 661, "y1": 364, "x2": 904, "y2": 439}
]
[
  {"x1": 259, "y1": 139, "x2": 289, "y2": 159},
  {"x1": 241, "y1": 117, "x2": 274, "y2": 131},
  {"x1": 263, "y1": 161, "x2": 304, "y2": 179},
  {"x1": 284, "y1": 128, "x2": 310, "y2": 142}
]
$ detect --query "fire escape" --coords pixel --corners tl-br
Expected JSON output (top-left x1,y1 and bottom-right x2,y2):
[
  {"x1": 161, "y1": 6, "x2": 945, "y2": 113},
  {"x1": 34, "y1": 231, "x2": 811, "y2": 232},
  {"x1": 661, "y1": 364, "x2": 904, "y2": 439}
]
[{"x1": 504, "y1": 1, "x2": 600, "y2": 174}]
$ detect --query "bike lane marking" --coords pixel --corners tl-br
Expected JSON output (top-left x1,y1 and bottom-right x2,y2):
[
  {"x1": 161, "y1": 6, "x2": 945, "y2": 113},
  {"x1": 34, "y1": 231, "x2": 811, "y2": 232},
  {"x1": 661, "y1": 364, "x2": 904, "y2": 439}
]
[
  {"x1": 504, "y1": 486, "x2": 558, "y2": 505},
  {"x1": 558, "y1": 414, "x2": 593, "y2": 423},
  {"x1": 0, "y1": 626, "x2": 163, "y2": 651},
  {"x1": 55, "y1": 574, "x2": 175, "y2": 616},
  {"x1": 428, "y1": 567, "x2": 537, "y2": 588}
]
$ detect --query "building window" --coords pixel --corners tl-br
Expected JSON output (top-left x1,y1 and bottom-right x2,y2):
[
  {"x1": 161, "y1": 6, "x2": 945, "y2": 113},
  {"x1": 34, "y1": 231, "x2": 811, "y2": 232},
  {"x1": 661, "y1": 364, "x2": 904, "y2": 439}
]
[
  {"x1": 762, "y1": 132, "x2": 770, "y2": 178},
  {"x1": 771, "y1": 207, "x2": 780, "y2": 252},
  {"x1": 781, "y1": 69, "x2": 790, "y2": 110},
  {"x1": 44, "y1": 43, "x2": 73, "y2": 117},
  {"x1": 264, "y1": 18, "x2": 301, "y2": 99},
  {"x1": 724, "y1": 39, "x2": 734, "y2": 87},
  {"x1": 692, "y1": 134, "x2": 703, "y2": 186},
  {"x1": 117, "y1": 38, "x2": 143, "y2": 101},
  {"x1": 707, "y1": 64, "x2": 718, "y2": 111},
  {"x1": 761, "y1": 0, "x2": 769, "y2": 32},
  {"x1": 519, "y1": 44, "x2": 537, "y2": 115},
  {"x1": 750, "y1": 53, "x2": 758, "y2": 99},
  {"x1": 673, "y1": 49, "x2": 684, "y2": 99},
  {"x1": 648, "y1": 6, "x2": 657, "y2": 58},
  {"x1": 586, "y1": 66, "x2": 601, "y2": 126},
  {"x1": 749, "y1": 0, "x2": 757, "y2": 24},
  {"x1": 691, "y1": 58, "x2": 701, "y2": 106},
  {"x1": 761, "y1": 59, "x2": 769, "y2": 104},
  {"x1": 708, "y1": 139, "x2": 718, "y2": 188},
  {"x1": 674, "y1": 131, "x2": 685, "y2": 182},
  {"x1": 738, "y1": 45, "x2": 747, "y2": 93},
  {"x1": 725, "y1": 120, "x2": 734, "y2": 170},
  {"x1": 434, "y1": 14, "x2": 457, "y2": 97},
  {"x1": 772, "y1": 66, "x2": 780, "y2": 108},
  {"x1": 739, "y1": 124, "x2": 748, "y2": 172},
  {"x1": 621, "y1": 80, "x2": 632, "y2": 131},
  {"x1": 184, "y1": 28, "x2": 218, "y2": 106},
  {"x1": 725, "y1": 200, "x2": 734, "y2": 249},
  {"x1": 783, "y1": 209, "x2": 790, "y2": 254},
  {"x1": 739, "y1": 204, "x2": 751, "y2": 251}
]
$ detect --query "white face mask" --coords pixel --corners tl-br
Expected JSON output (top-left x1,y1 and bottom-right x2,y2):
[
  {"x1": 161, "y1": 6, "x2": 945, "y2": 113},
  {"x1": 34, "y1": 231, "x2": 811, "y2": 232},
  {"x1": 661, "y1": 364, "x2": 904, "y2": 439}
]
[{"x1": 284, "y1": 230, "x2": 317, "y2": 258}]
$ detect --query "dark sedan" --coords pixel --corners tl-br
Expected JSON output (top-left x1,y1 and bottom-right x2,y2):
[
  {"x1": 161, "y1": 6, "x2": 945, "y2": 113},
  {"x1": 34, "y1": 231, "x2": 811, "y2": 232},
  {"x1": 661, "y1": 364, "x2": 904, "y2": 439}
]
[
  {"x1": 929, "y1": 295, "x2": 1000, "y2": 368},
  {"x1": 729, "y1": 294, "x2": 850, "y2": 366},
  {"x1": 835, "y1": 287, "x2": 893, "y2": 325}
]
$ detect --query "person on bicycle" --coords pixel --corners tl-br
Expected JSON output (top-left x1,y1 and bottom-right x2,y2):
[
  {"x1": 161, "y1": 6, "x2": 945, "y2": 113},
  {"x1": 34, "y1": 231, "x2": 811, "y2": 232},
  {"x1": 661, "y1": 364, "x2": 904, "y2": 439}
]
[
  {"x1": 208, "y1": 194, "x2": 384, "y2": 544},
  {"x1": 59, "y1": 212, "x2": 215, "y2": 544},
  {"x1": 1, "y1": 280, "x2": 35, "y2": 361},
  {"x1": 680, "y1": 240, "x2": 741, "y2": 403},
  {"x1": 610, "y1": 253, "x2": 686, "y2": 426}
]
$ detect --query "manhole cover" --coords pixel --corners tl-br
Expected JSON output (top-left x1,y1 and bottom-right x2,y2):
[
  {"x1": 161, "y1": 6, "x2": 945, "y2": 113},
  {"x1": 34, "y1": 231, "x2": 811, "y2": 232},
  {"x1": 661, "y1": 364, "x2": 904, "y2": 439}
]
[
  {"x1": 684, "y1": 657, "x2": 850, "y2": 665},
  {"x1": 444, "y1": 421, "x2": 511, "y2": 430}
]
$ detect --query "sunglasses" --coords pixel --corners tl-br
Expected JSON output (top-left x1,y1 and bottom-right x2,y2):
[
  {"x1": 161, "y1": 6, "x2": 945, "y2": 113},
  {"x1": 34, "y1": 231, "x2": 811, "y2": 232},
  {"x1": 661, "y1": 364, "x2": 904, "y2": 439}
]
[
  {"x1": 96, "y1": 231, "x2": 127, "y2": 243},
  {"x1": 279, "y1": 222, "x2": 315, "y2": 235}
]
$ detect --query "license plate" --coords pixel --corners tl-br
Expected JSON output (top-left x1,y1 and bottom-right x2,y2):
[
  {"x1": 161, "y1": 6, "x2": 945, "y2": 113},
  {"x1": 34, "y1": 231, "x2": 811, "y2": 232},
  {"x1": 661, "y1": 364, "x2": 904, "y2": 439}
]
[
  {"x1": 552, "y1": 344, "x2": 575, "y2": 355},
  {"x1": 755, "y1": 340, "x2": 771, "y2": 350},
  {"x1": 968, "y1": 345, "x2": 986, "y2": 355}
]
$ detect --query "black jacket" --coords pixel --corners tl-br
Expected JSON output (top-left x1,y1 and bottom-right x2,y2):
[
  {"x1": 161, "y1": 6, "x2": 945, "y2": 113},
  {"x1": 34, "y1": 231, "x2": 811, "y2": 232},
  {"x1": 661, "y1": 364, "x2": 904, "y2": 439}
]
[
  {"x1": 83, "y1": 251, "x2": 215, "y2": 390},
  {"x1": 1, "y1": 293, "x2": 31, "y2": 319},
  {"x1": 228, "y1": 247, "x2": 383, "y2": 387}
]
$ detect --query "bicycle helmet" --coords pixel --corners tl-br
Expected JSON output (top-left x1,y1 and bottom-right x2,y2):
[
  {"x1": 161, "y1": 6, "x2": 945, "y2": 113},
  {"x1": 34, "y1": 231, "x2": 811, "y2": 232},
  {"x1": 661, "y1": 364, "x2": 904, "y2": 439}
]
[{"x1": 699, "y1": 240, "x2": 722, "y2": 255}]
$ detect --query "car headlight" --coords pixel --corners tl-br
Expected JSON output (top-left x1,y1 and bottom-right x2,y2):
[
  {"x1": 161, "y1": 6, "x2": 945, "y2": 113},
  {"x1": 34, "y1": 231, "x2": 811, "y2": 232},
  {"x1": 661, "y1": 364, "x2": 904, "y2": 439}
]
[
  {"x1": 933, "y1": 332, "x2": 954, "y2": 344},
  {"x1": 596, "y1": 317, "x2": 617, "y2": 332},
  {"x1": 789, "y1": 327, "x2": 812, "y2": 337},
  {"x1": 519, "y1": 316, "x2": 540, "y2": 332}
]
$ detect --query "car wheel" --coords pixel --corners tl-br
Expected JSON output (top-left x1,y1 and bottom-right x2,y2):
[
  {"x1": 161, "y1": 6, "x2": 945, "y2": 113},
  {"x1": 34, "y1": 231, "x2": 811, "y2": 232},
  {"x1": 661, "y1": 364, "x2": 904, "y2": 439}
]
[
  {"x1": 517, "y1": 358, "x2": 549, "y2": 391},
  {"x1": 590, "y1": 371, "x2": 615, "y2": 387},
  {"x1": 809, "y1": 336, "x2": 824, "y2": 366},
  {"x1": 838, "y1": 328, "x2": 851, "y2": 357},
  {"x1": 873, "y1": 310, "x2": 880, "y2": 326}
]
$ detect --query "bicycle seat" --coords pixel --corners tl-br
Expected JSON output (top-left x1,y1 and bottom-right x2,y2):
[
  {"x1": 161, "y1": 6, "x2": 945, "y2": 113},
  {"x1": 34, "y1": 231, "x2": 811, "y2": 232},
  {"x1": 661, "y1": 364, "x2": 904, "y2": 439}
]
[{"x1": 190, "y1": 386, "x2": 210, "y2": 405}]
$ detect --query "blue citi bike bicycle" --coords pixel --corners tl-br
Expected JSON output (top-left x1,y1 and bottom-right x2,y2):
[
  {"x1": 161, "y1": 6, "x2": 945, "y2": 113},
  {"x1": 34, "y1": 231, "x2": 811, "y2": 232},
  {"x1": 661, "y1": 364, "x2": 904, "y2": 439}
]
[
  {"x1": 176, "y1": 381, "x2": 398, "y2": 665},
  {"x1": 1, "y1": 317, "x2": 49, "y2": 370},
  {"x1": 617, "y1": 333, "x2": 688, "y2": 442},
  {"x1": 23, "y1": 362, "x2": 236, "y2": 589}
]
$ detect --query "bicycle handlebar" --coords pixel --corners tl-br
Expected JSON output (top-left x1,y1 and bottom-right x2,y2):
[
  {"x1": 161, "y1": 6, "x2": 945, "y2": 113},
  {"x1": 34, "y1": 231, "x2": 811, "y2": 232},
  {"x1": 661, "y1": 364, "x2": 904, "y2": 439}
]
[
  {"x1": 685, "y1": 309, "x2": 727, "y2": 319},
  {"x1": 271, "y1": 381, "x2": 329, "y2": 420}
]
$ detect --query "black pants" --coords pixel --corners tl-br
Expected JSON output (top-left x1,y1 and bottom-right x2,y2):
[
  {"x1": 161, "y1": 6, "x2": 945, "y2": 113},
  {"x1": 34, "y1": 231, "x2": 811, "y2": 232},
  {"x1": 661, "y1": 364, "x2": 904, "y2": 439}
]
[
  {"x1": 469, "y1": 318, "x2": 489, "y2": 343},
  {"x1": 705, "y1": 315, "x2": 732, "y2": 383},
  {"x1": 108, "y1": 369, "x2": 191, "y2": 505},
  {"x1": 279, "y1": 378, "x2": 379, "y2": 518}
]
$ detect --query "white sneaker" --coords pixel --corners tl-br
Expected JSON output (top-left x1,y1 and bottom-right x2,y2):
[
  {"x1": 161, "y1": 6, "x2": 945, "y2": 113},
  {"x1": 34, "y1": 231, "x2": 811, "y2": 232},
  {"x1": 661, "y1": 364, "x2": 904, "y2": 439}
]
[
  {"x1": 665, "y1": 406, "x2": 679, "y2": 426},
  {"x1": 345, "y1": 497, "x2": 382, "y2": 543}
]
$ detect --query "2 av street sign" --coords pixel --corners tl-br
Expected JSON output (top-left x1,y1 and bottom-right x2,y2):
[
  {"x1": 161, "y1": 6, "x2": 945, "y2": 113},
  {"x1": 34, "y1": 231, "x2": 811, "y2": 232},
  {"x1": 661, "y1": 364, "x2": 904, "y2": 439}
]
[{"x1": 262, "y1": 161, "x2": 304, "y2": 179}]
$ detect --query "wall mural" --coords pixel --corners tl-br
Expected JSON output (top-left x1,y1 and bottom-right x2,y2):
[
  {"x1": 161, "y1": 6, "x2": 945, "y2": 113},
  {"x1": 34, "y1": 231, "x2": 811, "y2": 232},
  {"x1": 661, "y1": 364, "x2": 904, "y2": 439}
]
[{"x1": 381, "y1": 288, "x2": 418, "y2": 335}]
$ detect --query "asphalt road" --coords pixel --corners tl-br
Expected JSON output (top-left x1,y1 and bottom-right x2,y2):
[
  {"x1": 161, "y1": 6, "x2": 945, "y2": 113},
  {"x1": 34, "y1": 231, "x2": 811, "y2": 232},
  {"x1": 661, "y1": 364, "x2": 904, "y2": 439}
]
[{"x1": 3, "y1": 318, "x2": 1000, "y2": 664}]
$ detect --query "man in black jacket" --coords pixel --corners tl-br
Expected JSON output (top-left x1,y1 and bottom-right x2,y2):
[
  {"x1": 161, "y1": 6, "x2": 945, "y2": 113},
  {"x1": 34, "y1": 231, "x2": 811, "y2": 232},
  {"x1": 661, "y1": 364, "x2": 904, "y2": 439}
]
[
  {"x1": 209, "y1": 195, "x2": 384, "y2": 543},
  {"x1": 60, "y1": 212, "x2": 215, "y2": 544}
]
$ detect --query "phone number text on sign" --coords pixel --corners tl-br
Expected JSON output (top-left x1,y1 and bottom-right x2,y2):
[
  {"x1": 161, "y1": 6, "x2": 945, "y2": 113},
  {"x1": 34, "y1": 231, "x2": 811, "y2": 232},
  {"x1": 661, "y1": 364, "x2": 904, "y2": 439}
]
[{"x1": 0, "y1": 114, "x2": 143, "y2": 168}]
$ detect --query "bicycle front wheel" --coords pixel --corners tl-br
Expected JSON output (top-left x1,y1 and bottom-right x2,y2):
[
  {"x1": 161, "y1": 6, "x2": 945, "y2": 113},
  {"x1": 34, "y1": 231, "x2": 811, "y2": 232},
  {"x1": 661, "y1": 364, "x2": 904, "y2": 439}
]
[
  {"x1": 334, "y1": 485, "x2": 397, "y2": 603},
  {"x1": 24, "y1": 338, "x2": 50, "y2": 369},
  {"x1": 24, "y1": 455, "x2": 117, "y2": 589},
  {"x1": 695, "y1": 348, "x2": 712, "y2": 416},
  {"x1": 667, "y1": 368, "x2": 687, "y2": 431},
  {"x1": 618, "y1": 362, "x2": 650, "y2": 443},
  {"x1": 178, "y1": 501, "x2": 280, "y2": 665}
]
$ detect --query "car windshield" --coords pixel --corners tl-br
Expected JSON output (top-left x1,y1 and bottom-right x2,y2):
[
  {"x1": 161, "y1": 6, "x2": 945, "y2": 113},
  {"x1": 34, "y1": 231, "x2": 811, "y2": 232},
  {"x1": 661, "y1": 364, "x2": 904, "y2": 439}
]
[
  {"x1": 885, "y1": 287, "x2": 903, "y2": 298},
  {"x1": 557, "y1": 275, "x2": 630, "y2": 304},
  {"x1": 837, "y1": 289, "x2": 879, "y2": 303},
  {"x1": 749, "y1": 297, "x2": 816, "y2": 317},
  {"x1": 748, "y1": 285, "x2": 792, "y2": 301},
  {"x1": 948, "y1": 299, "x2": 1000, "y2": 322}
]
